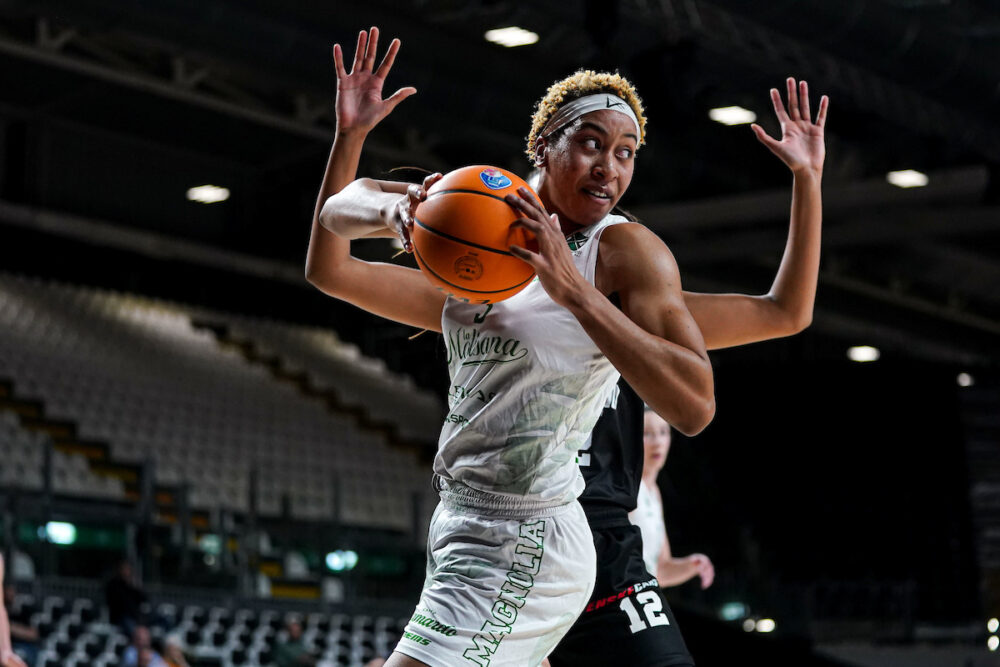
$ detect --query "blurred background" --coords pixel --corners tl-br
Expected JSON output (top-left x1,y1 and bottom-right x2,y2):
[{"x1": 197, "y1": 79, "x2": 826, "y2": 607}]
[{"x1": 0, "y1": 0, "x2": 997, "y2": 665}]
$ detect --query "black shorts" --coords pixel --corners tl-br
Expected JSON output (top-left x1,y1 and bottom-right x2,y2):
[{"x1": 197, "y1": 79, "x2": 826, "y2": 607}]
[{"x1": 548, "y1": 522, "x2": 694, "y2": 667}]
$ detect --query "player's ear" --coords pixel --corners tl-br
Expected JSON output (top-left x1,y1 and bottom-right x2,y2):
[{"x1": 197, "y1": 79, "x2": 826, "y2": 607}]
[{"x1": 534, "y1": 137, "x2": 548, "y2": 168}]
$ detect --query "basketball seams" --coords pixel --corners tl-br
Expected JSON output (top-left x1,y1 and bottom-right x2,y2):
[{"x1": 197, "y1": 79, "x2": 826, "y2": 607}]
[
  {"x1": 412, "y1": 218, "x2": 515, "y2": 257},
  {"x1": 413, "y1": 246, "x2": 535, "y2": 296}
]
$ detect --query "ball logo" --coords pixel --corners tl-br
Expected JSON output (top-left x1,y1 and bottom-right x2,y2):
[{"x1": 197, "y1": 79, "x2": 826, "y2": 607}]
[
  {"x1": 479, "y1": 168, "x2": 512, "y2": 191},
  {"x1": 454, "y1": 255, "x2": 484, "y2": 281}
]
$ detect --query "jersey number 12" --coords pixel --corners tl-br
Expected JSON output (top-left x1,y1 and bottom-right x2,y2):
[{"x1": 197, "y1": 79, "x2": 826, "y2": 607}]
[{"x1": 619, "y1": 592, "x2": 670, "y2": 634}]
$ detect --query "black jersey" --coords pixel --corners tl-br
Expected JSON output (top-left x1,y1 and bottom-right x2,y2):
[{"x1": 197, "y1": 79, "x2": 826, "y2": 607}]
[
  {"x1": 577, "y1": 376, "x2": 645, "y2": 525},
  {"x1": 553, "y1": 377, "x2": 696, "y2": 667}
]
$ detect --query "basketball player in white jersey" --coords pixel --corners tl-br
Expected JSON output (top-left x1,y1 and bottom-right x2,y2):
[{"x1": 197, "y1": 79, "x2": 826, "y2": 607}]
[
  {"x1": 306, "y1": 29, "x2": 715, "y2": 667},
  {"x1": 630, "y1": 408, "x2": 714, "y2": 589},
  {"x1": 0, "y1": 556, "x2": 28, "y2": 667}
]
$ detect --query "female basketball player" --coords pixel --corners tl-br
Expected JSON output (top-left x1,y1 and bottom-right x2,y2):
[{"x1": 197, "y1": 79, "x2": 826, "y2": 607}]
[
  {"x1": 630, "y1": 408, "x2": 714, "y2": 589},
  {"x1": 0, "y1": 556, "x2": 28, "y2": 667},
  {"x1": 307, "y1": 29, "x2": 715, "y2": 667}
]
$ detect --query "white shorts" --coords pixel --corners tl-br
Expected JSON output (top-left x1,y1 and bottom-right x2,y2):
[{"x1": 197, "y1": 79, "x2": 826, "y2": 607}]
[{"x1": 395, "y1": 499, "x2": 596, "y2": 667}]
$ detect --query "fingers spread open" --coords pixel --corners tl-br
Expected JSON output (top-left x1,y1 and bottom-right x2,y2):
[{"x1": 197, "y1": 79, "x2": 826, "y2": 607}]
[
  {"x1": 364, "y1": 26, "x2": 379, "y2": 71},
  {"x1": 770, "y1": 88, "x2": 789, "y2": 124},
  {"x1": 799, "y1": 80, "x2": 811, "y2": 124},
  {"x1": 351, "y1": 30, "x2": 367, "y2": 75},
  {"x1": 786, "y1": 77, "x2": 800, "y2": 121},
  {"x1": 816, "y1": 95, "x2": 830, "y2": 128},
  {"x1": 332, "y1": 43, "x2": 347, "y2": 80},
  {"x1": 786, "y1": 77, "x2": 800, "y2": 120},
  {"x1": 375, "y1": 37, "x2": 401, "y2": 79}
]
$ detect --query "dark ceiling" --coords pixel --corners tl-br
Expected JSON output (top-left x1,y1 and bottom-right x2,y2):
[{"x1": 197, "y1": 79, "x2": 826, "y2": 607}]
[{"x1": 0, "y1": 0, "x2": 998, "y2": 368}]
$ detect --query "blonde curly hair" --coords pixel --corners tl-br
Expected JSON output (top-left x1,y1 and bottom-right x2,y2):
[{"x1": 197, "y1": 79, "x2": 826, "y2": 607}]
[{"x1": 526, "y1": 70, "x2": 647, "y2": 163}]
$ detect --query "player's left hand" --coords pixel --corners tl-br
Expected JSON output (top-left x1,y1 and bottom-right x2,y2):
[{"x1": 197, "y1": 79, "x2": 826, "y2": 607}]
[
  {"x1": 506, "y1": 188, "x2": 585, "y2": 308},
  {"x1": 751, "y1": 78, "x2": 828, "y2": 176},
  {"x1": 687, "y1": 553, "x2": 715, "y2": 589}
]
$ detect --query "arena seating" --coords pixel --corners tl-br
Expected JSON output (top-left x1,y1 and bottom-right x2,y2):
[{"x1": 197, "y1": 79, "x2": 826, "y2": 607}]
[
  {"x1": 9, "y1": 590, "x2": 403, "y2": 667},
  {"x1": 0, "y1": 274, "x2": 438, "y2": 530},
  {"x1": 0, "y1": 410, "x2": 125, "y2": 499},
  {"x1": 213, "y1": 314, "x2": 445, "y2": 445}
]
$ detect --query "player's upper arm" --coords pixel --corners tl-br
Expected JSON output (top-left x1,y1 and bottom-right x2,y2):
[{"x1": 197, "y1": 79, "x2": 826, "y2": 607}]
[{"x1": 598, "y1": 224, "x2": 709, "y2": 362}]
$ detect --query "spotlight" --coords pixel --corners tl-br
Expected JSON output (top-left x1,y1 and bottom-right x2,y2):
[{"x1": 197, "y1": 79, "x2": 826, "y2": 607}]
[
  {"x1": 756, "y1": 618, "x2": 776, "y2": 633},
  {"x1": 886, "y1": 170, "x2": 928, "y2": 188},
  {"x1": 709, "y1": 106, "x2": 757, "y2": 126},
  {"x1": 847, "y1": 345, "x2": 880, "y2": 362},
  {"x1": 484, "y1": 27, "x2": 539, "y2": 47},
  {"x1": 186, "y1": 185, "x2": 230, "y2": 204}
]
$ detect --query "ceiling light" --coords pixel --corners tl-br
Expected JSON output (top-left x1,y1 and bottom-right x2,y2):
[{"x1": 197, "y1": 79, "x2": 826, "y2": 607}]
[
  {"x1": 756, "y1": 618, "x2": 776, "y2": 633},
  {"x1": 187, "y1": 184, "x2": 230, "y2": 204},
  {"x1": 957, "y1": 372, "x2": 974, "y2": 387},
  {"x1": 847, "y1": 345, "x2": 880, "y2": 362},
  {"x1": 989, "y1": 635, "x2": 999, "y2": 652},
  {"x1": 709, "y1": 106, "x2": 757, "y2": 126},
  {"x1": 742, "y1": 619, "x2": 756, "y2": 632},
  {"x1": 886, "y1": 170, "x2": 928, "y2": 188},
  {"x1": 988, "y1": 618, "x2": 999, "y2": 634},
  {"x1": 484, "y1": 27, "x2": 539, "y2": 48}
]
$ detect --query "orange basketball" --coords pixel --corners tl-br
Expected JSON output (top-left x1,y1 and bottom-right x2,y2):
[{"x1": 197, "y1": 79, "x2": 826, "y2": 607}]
[{"x1": 412, "y1": 165, "x2": 539, "y2": 303}]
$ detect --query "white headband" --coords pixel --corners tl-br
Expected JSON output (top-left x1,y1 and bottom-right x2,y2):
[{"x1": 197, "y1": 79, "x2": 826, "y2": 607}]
[{"x1": 540, "y1": 93, "x2": 641, "y2": 140}]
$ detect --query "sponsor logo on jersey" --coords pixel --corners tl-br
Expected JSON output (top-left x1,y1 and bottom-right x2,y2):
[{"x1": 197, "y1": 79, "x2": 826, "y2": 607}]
[
  {"x1": 480, "y1": 168, "x2": 512, "y2": 190},
  {"x1": 446, "y1": 327, "x2": 529, "y2": 368},
  {"x1": 584, "y1": 577, "x2": 659, "y2": 613},
  {"x1": 409, "y1": 612, "x2": 459, "y2": 637},
  {"x1": 463, "y1": 520, "x2": 546, "y2": 666},
  {"x1": 402, "y1": 630, "x2": 432, "y2": 646}
]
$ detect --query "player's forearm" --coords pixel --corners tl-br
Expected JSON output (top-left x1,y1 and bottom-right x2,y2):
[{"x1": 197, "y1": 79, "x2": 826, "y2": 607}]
[
  {"x1": 656, "y1": 559, "x2": 700, "y2": 588},
  {"x1": 766, "y1": 168, "x2": 822, "y2": 331},
  {"x1": 566, "y1": 287, "x2": 715, "y2": 435},
  {"x1": 318, "y1": 176, "x2": 400, "y2": 239}
]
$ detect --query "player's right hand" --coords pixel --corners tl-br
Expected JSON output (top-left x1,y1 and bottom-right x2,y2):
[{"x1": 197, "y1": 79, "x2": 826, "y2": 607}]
[
  {"x1": 333, "y1": 27, "x2": 416, "y2": 136},
  {"x1": 392, "y1": 172, "x2": 442, "y2": 253}
]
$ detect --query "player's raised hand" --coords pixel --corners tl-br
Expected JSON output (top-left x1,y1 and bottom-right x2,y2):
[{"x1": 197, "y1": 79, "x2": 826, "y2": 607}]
[
  {"x1": 751, "y1": 78, "x2": 828, "y2": 175},
  {"x1": 333, "y1": 27, "x2": 416, "y2": 135}
]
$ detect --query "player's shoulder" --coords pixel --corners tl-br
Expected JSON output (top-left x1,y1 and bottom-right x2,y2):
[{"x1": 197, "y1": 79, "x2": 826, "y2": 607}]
[{"x1": 598, "y1": 220, "x2": 680, "y2": 290}]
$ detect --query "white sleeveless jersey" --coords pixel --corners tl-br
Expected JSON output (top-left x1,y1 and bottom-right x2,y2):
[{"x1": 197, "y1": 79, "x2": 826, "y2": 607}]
[
  {"x1": 630, "y1": 480, "x2": 667, "y2": 575},
  {"x1": 436, "y1": 214, "x2": 632, "y2": 506}
]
